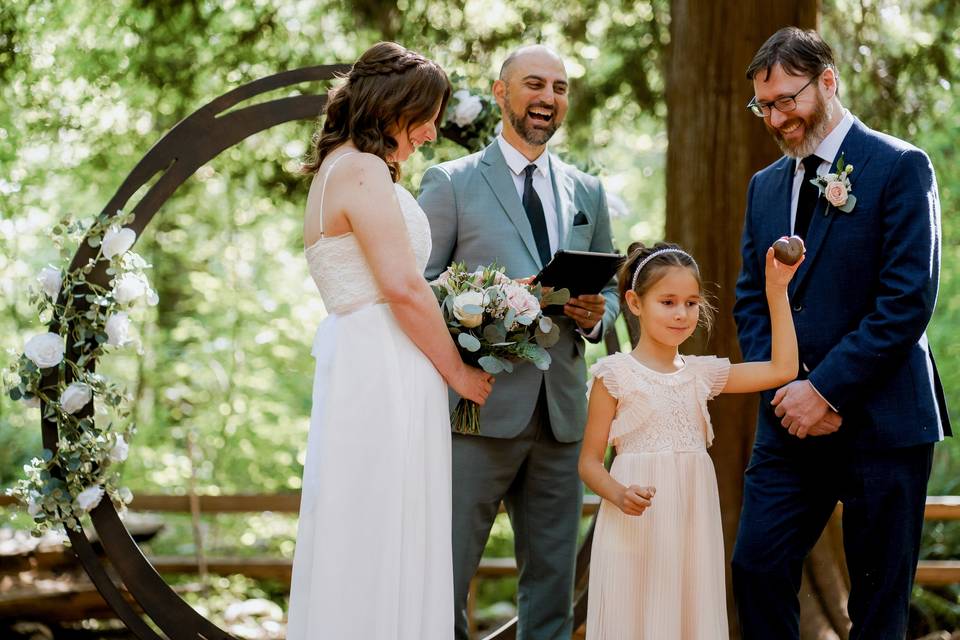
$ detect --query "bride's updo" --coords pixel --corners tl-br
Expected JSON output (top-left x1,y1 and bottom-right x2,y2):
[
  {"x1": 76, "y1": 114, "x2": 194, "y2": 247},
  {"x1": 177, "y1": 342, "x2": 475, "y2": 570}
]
[{"x1": 303, "y1": 42, "x2": 450, "y2": 182}]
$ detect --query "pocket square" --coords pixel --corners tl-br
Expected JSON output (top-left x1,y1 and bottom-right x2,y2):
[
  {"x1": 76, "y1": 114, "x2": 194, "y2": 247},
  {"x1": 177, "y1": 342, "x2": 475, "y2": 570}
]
[{"x1": 572, "y1": 211, "x2": 590, "y2": 226}]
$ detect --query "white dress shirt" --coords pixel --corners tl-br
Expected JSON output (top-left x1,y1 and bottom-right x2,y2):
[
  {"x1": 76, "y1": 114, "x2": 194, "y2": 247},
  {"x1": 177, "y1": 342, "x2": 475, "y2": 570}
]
[
  {"x1": 497, "y1": 134, "x2": 560, "y2": 254},
  {"x1": 496, "y1": 135, "x2": 602, "y2": 339},
  {"x1": 790, "y1": 109, "x2": 855, "y2": 234}
]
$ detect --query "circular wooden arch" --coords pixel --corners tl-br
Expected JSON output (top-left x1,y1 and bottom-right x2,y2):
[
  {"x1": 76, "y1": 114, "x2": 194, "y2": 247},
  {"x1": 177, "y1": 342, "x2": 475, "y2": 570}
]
[{"x1": 44, "y1": 64, "x2": 599, "y2": 639}]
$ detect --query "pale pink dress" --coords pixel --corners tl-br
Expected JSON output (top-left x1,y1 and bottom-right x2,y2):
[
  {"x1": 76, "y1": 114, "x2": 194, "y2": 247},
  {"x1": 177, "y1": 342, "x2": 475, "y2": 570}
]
[{"x1": 586, "y1": 352, "x2": 731, "y2": 640}]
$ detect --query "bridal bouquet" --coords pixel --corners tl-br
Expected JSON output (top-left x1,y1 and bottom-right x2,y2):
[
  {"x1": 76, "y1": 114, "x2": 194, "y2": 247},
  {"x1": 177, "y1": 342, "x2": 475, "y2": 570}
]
[{"x1": 431, "y1": 262, "x2": 569, "y2": 435}]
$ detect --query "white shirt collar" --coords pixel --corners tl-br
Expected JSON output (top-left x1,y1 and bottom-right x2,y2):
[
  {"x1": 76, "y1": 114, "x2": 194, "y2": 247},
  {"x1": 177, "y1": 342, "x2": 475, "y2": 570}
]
[
  {"x1": 497, "y1": 134, "x2": 550, "y2": 178},
  {"x1": 795, "y1": 109, "x2": 854, "y2": 174}
]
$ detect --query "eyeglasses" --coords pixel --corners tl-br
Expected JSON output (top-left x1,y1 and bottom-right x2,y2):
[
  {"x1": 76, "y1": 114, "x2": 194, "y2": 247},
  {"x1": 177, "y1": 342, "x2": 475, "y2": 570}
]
[{"x1": 746, "y1": 74, "x2": 819, "y2": 118}]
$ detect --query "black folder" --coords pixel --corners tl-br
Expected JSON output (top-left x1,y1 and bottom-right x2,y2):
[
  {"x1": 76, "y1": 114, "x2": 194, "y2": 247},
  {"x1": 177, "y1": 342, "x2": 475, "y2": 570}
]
[{"x1": 533, "y1": 250, "x2": 623, "y2": 298}]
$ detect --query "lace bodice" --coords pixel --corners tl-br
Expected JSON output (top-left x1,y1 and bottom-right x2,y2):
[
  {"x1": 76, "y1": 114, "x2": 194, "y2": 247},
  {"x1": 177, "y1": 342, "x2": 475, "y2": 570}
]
[
  {"x1": 305, "y1": 181, "x2": 432, "y2": 315},
  {"x1": 588, "y1": 352, "x2": 730, "y2": 454}
]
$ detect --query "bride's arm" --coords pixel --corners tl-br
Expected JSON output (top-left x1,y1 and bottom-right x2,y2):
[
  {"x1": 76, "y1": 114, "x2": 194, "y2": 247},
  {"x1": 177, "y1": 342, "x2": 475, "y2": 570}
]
[{"x1": 334, "y1": 154, "x2": 491, "y2": 405}]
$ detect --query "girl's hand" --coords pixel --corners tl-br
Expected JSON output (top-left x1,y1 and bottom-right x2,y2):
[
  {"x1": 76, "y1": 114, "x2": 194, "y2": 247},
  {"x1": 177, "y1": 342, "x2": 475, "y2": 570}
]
[
  {"x1": 765, "y1": 243, "x2": 804, "y2": 289},
  {"x1": 615, "y1": 484, "x2": 656, "y2": 516},
  {"x1": 450, "y1": 364, "x2": 494, "y2": 405}
]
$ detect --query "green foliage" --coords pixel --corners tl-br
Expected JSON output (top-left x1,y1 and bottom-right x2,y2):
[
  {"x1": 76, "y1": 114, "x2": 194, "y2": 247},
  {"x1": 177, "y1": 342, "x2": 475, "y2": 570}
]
[{"x1": 0, "y1": 0, "x2": 958, "y2": 628}]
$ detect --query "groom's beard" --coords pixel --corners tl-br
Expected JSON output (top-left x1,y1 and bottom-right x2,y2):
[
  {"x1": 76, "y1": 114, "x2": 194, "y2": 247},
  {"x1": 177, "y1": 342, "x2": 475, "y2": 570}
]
[
  {"x1": 503, "y1": 89, "x2": 560, "y2": 146},
  {"x1": 768, "y1": 92, "x2": 832, "y2": 159}
]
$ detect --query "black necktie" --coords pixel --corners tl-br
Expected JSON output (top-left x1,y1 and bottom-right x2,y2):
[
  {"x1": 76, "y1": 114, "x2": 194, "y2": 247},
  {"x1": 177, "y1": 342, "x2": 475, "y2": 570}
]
[
  {"x1": 794, "y1": 155, "x2": 821, "y2": 239},
  {"x1": 522, "y1": 164, "x2": 552, "y2": 266}
]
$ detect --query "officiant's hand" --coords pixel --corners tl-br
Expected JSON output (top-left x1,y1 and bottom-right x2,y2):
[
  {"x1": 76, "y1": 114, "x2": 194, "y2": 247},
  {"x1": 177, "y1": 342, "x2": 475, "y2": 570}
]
[
  {"x1": 565, "y1": 294, "x2": 605, "y2": 331},
  {"x1": 452, "y1": 365, "x2": 494, "y2": 406},
  {"x1": 771, "y1": 380, "x2": 832, "y2": 438}
]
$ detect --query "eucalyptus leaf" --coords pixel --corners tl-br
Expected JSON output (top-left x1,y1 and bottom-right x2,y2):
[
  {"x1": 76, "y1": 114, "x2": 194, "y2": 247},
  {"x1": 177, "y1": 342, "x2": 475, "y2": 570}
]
[
  {"x1": 478, "y1": 355, "x2": 504, "y2": 374},
  {"x1": 458, "y1": 332, "x2": 482, "y2": 352},
  {"x1": 535, "y1": 323, "x2": 561, "y2": 348},
  {"x1": 531, "y1": 346, "x2": 552, "y2": 371}
]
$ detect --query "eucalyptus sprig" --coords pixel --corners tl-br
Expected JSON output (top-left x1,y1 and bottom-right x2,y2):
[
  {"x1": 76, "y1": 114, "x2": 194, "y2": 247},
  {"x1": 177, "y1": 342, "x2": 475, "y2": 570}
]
[{"x1": 5, "y1": 210, "x2": 154, "y2": 534}]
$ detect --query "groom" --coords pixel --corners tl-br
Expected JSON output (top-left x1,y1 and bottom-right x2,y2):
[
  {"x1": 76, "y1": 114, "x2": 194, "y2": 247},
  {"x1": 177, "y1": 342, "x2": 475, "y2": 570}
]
[
  {"x1": 732, "y1": 27, "x2": 950, "y2": 639},
  {"x1": 419, "y1": 45, "x2": 619, "y2": 639}
]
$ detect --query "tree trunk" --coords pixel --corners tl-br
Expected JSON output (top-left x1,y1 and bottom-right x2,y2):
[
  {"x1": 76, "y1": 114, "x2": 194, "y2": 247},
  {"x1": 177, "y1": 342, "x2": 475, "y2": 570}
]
[{"x1": 665, "y1": 2, "x2": 849, "y2": 639}]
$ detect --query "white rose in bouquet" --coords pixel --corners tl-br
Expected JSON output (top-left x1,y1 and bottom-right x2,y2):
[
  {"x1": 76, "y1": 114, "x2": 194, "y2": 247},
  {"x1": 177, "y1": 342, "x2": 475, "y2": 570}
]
[
  {"x1": 112, "y1": 272, "x2": 148, "y2": 304},
  {"x1": 75, "y1": 485, "x2": 104, "y2": 512},
  {"x1": 452, "y1": 92, "x2": 483, "y2": 127},
  {"x1": 60, "y1": 382, "x2": 92, "y2": 414},
  {"x1": 109, "y1": 434, "x2": 129, "y2": 463},
  {"x1": 102, "y1": 226, "x2": 136, "y2": 259},
  {"x1": 453, "y1": 291, "x2": 485, "y2": 328},
  {"x1": 24, "y1": 333, "x2": 65, "y2": 369},
  {"x1": 105, "y1": 312, "x2": 132, "y2": 347},
  {"x1": 37, "y1": 266, "x2": 62, "y2": 300}
]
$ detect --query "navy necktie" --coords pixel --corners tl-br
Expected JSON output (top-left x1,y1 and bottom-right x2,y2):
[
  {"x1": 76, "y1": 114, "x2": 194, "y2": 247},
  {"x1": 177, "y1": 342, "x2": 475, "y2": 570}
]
[
  {"x1": 794, "y1": 155, "x2": 822, "y2": 239},
  {"x1": 522, "y1": 164, "x2": 552, "y2": 266}
]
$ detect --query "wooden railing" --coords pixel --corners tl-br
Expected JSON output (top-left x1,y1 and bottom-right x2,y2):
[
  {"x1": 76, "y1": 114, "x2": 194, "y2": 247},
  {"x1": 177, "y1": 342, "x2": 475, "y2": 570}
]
[{"x1": 3, "y1": 492, "x2": 958, "y2": 588}]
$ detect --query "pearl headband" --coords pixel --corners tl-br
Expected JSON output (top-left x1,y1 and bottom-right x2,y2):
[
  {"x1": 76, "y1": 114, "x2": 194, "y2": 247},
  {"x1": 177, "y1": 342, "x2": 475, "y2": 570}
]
[{"x1": 630, "y1": 248, "x2": 696, "y2": 291}]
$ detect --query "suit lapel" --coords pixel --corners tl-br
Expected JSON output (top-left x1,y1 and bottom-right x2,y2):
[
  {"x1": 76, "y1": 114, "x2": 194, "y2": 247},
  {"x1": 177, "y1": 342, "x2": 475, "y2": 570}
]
[
  {"x1": 791, "y1": 118, "x2": 877, "y2": 295},
  {"x1": 551, "y1": 157, "x2": 576, "y2": 250},
  {"x1": 479, "y1": 143, "x2": 543, "y2": 267}
]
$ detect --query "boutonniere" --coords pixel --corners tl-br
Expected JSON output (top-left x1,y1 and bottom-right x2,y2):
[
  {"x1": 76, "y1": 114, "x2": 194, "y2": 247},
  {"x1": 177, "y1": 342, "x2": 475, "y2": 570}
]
[{"x1": 811, "y1": 152, "x2": 856, "y2": 214}]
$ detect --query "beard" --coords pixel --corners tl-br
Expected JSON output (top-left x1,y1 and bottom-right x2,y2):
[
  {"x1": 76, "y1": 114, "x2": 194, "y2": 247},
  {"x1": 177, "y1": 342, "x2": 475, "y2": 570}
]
[
  {"x1": 767, "y1": 91, "x2": 833, "y2": 159},
  {"x1": 503, "y1": 88, "x2": 560, "y2": 146}
]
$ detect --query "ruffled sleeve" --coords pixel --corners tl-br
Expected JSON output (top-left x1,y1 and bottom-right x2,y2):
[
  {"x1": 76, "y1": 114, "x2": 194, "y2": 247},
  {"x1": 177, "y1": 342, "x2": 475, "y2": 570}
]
[
  {"x1": 587, "y1": 354, "x2": 650, "y2": 445},
  {"x1": 700, "y1": 356, "x2": 731, "y2": 400},
  {"x1": 686, "y1": 355, "x2": 731, "y2": 447},
  {"x1": 587, "y1": 355, "x2": 622, "y2": 400}
]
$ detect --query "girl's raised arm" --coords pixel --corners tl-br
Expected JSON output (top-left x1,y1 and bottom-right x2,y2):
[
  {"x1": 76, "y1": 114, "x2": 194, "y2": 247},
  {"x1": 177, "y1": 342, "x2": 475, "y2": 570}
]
[{"x1": 722, "y1": 246, "x2": 803, "y2": 394}]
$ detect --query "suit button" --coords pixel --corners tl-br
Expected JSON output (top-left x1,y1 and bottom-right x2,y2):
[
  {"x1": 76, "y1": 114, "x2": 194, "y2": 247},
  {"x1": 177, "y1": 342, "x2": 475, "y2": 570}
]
[{"x1": 793, "y1": 303, "x2": 803, "y2": 312}]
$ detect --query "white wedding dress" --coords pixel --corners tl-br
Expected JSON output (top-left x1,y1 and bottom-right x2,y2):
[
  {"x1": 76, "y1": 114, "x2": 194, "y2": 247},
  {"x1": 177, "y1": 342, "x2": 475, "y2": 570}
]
[{"x1": 286, "y1": 153, "x2": 453, "y2": 639}]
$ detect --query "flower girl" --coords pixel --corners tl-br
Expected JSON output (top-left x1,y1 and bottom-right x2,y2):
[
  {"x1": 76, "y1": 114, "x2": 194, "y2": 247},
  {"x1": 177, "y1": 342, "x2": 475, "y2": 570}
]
[{"x1": 578, "y1": 241, "x2": 801, "y2": 639}]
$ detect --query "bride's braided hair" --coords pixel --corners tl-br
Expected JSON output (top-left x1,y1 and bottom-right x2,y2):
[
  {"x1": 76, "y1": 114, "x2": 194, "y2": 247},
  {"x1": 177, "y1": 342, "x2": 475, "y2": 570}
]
[{"x1": 302, "y1": 42, "x2": 450, "y2": 181}]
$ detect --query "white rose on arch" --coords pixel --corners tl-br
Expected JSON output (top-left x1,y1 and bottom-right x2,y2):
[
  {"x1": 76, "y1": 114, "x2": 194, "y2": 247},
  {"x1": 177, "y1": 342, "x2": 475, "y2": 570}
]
[
  {"x1": 37, "y1": 266, "x2": 62, "y2": 300},
  {"x1": 112, "y1": 272, "x2": 148, "y2": 304},
  {"x1": 452, "y1": 91, "x2": 483, "y2": 127},
  {"x1": 60, "y1": 382, "x2": 92, "y2": 414},
  {"x1": 24, "y1": 333, "x2": 65, "y2": 369},
  {"x1": 105, "y1": 312, "x2": 132, "y2": 347},
  {"x1": 75, "y1": 485, "x2": 105, "y2": 512},
  {"x1": 102, "y1": 226, "x2": 137, "y2": 259},
  {"x1": 109, "y1": 434, "x2": 129, "y2": 463}
]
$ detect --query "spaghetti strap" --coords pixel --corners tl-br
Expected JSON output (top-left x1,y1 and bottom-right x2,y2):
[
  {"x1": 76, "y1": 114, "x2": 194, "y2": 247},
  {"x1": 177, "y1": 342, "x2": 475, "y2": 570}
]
[{"x1": 317, "y1": 152, "x2": 357, "y2": 238}]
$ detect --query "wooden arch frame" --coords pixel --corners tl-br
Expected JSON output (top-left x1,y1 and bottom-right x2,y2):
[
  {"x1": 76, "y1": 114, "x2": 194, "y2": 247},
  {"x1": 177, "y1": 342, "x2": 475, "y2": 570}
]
[{"x1": 44, "y1": 64, "x2": 605, "y2": 639}]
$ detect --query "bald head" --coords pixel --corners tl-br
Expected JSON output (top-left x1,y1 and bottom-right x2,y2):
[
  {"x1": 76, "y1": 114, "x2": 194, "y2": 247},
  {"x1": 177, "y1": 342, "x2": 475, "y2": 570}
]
[
  {"x1": 499, "y1": 45, "x2": 565, "y2": 82},
  {"x1": 493, "y1": 44, "x2": 569, "y2": 156}
]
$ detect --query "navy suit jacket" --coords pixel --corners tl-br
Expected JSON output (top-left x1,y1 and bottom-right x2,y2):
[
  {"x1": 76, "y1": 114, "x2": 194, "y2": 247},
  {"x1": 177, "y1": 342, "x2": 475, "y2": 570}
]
[{"x1": 734, "y1": 117, "x2": 951, "y2": 449}]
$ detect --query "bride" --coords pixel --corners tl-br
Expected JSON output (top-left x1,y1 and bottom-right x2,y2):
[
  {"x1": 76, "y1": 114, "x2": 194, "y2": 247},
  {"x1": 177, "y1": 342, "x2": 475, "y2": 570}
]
[{"x1": 286, "y1": 42, "x2": 493, "y2": 639}]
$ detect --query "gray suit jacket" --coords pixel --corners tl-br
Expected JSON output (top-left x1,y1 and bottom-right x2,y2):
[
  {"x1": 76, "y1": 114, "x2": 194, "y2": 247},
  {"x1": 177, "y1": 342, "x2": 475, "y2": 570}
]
[{"x1": 418, "y1": 141, "x2": 620, "y2": 442}]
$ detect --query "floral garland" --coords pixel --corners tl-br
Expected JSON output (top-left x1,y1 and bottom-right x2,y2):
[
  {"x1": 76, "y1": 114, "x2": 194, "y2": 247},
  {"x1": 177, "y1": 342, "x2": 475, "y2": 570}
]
[
  {"x1": 439, "y1": 75, "x2": 502, "y2": 154},
  {"x1": 4, "y1": 211, "x2": 156, "y2": 533}
]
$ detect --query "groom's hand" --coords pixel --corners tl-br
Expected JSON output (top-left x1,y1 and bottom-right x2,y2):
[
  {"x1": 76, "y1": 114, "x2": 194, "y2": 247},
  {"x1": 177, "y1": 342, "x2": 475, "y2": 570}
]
[
  {"x1": 771, "y1": 380, "x2": 831, "y2": 438},
  {"x1": 804, "y1": 410, "x2": 843, "y2": 437},
  {"x1": 565, "y1": 294, "x2": 605, "y2": 331}
]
